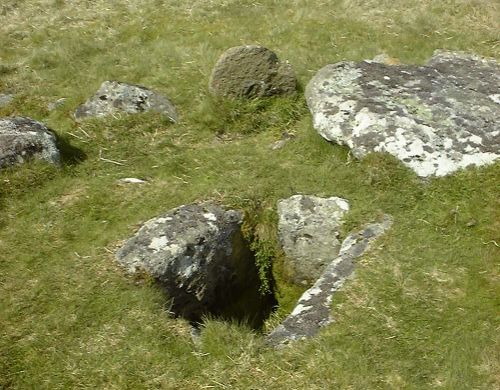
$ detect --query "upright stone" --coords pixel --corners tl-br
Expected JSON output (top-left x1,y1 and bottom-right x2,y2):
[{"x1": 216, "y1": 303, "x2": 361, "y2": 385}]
[
  {"x1": 209, "y1": 45, "x2": 297, "y2": 98},
  {"x1": 0, "y1": 117, "x2": 60, "y2": 169},
  {"x1": 277, "y1": 195, "x2": 350, "y2": 285}
]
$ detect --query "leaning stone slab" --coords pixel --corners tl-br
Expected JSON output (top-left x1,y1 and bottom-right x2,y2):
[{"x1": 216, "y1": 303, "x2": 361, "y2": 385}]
[
  {"x1": 75, "y1": 81, "x2": 177, "y2": 122},
  {"x1": 116, "y1": 202, "x2": 275, "y2": 326},
  {"x1": 209, "y1": 45, "x2": 297, "y2": 98},
  {"x1": 306, "y1": 50, "x2": 500, "y2": 177},
  {"x1": 277, "y1": 195, "x2": 350, "y2": 285},
  {"x1": 267, "y1": 215, "x2": 392, "y2": 348},
  {"x1": 0, "y1": 117, "x2": 60, "y2": 169}
]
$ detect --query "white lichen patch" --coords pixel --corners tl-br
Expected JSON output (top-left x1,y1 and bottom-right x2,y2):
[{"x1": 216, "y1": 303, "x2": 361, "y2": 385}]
[
  {"x1": 352, "y1": 108, "x2": 379, "y2": 138},
  {"x1": 489, "y1": 94, "x2": 500, "y2": 104},
  {"x1": 181, "y1": 263, "x2": 199, "y2": 279},
  {"x1": 291, "y1": 303, "x2": 313, "y2": 316},
  {"x1": 203, "y1": 212, "x2": 217, "y2": 221},
  {"x1": 336, "y1": 198, "x2": 350, "y2": 212},
  {"x1": 149, "y1": 236, "x2": 169, "y2": 251}
]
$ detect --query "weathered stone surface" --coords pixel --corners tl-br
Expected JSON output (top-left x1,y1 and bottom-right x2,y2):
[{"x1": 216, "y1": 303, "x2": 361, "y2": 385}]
[
  {"x1": 0, "y1": 117, "x2": 60, "y2": 169},
  {"x1": 75, "y1": 81, "x2": 177, "y2": 122},
  {"x1": 277, "y1": 195, "x2": 350, "y2": 285},
  {"x1": 116, "y1": 202, "x2": 275, "y2": 326},
  {"x1": 209, "y1": 45, "x2": 297, "y2": 98},
  {"x1": 267, "y1": 215, "x2": 392, "y2": 348},
  {"x1": 0, "y1": 94, "x2": 13, "y2": 107},
  {"x1": 306, "y1": 50, "x2": 500, "y2": 177}
]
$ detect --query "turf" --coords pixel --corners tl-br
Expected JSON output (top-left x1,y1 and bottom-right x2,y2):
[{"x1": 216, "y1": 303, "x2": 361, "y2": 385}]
[{"x1": 1, "y1": 1, "x2": 499, "y2": 388}]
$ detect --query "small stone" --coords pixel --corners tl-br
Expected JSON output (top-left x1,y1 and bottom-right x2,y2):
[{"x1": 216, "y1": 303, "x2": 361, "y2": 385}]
[
  {"x1": 270, "y1": 131, "x2": 295, "y2": 150},
  {"x1": 0, "y1": 117, "x2": 60, "y2": 169},
  {"x1": 371, "y1": 53, "x2": 401, "y2": 65},
  {"x1": 209, "y1": 45, "x2": 297, "y2": 98},
  {"x1": 118, "y1": 177, "x2": 147, "y2": 184},
  {"x1": 466, "y1": 219, "x2": 477, "y2": 228},
  {"x1": 75, "y1": 81, "x2": 177, "y2": 122},
  {"x1": 0, "y1": 94, "x2": 13, "y2": 108}
]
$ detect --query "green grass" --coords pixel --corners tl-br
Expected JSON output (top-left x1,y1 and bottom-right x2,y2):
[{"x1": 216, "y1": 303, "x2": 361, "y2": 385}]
[{"x1": 1, "y1": 0, "x2": 499, "y2": 388}]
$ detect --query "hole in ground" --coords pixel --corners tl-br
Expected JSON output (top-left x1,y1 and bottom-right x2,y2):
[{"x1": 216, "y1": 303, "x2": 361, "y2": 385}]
[{"x1": 156, "y1": 228, "x2": 278, "y2": 331}]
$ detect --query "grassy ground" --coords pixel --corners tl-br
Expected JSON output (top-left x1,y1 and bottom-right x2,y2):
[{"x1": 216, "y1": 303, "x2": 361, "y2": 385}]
[{"x1": 1, "y1": 0, "x2": 499, "y2": 388}]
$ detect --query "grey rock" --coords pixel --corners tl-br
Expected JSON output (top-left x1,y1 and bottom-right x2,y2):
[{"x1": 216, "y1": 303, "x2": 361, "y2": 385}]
[
  {"x1": 75, "y1": 81, "x2": 177, "y2": 122},
  {"x1": 306, "y1": 50, "x2": 500, "y2": 177},
  {"x1": 116, "y1": 202, "x2": 275, "y2": 325},
  {"x1": 277, "y1": 195, "x2": 350, "y2": 285},
  {"x1": 270, "y1": 131, "x2": 295, "y2": 150},
  {"x1": 267, "y1": 215, "x2": 392, "y2": 347},
  {"x1": 209, "y1": 45, "x2": 297, "y2": 98},
  {"x1": 0, "y1": 117, "x2": 60, "y2": 169},
  {"x1": 0, "y1": 93, "x2": 13, "y2": 107}
]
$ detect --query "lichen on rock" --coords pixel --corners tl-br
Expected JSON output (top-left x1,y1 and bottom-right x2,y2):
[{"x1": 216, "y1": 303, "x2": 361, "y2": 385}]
[
  {"x1": 306, "y1": 50, "x2": 500, "y2": 177},
  {"x1": 116, "y1": 202, "x2": 276, "y2": 327},
  {"x1": 267, "y1": 215, "x2": 393, "y2": 348},
  {"x1": 75, "y1": 81, "x2": 177, "y2": 122},
  {"x1": 277, "y1": 195, "x2": 350, "y2": 285},
  {"x1": 0, "y1": 117, "x2": 60, "y2": 169}
]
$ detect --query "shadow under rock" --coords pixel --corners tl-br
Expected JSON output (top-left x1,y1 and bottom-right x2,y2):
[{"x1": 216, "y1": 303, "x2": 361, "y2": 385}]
[{"x1": 56, "y1": 135, "x2": 87, "y2": 166}]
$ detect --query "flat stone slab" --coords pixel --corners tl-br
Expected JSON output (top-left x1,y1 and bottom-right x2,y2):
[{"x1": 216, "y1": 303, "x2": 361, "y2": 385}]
[
  {"x1": 75, "y1": 81, "x2": 177, "y2": 122},
  {"x1": 0, "y1": 117, "x2": 60, "y2": 169},
  {"x1": 209, "y1": 45, "x2": 297, "y2": 98},
  {"x1": 267, "y1": 215, "x2": 392, "y2": 347},
  {"x1": 306, "y1": 50, "x2": 500, "y2": 177}
]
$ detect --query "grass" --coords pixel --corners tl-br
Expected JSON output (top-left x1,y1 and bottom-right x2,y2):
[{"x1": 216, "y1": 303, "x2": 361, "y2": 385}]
[{"x1": 1, "y1": 0, "x2": 499, "y2": 388}]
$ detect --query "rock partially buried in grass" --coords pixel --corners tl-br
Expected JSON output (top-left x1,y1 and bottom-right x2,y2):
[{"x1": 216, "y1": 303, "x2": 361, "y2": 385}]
[
  {"x1": 74, "y1": 81, "x2": 177, "y2": 122},
  {"x1": 267, "y1": 215, "x2": 393, "y2": 348},
  {"x1": 209, "y1": 45, "x2": 297, "y2": 98},
  {"x1": 0, "y1": 93, "x2": 13, "y2": 108},
  {"x1": 277, "y1": 195, "x2": 350, "y2": 285},
  {"x1": 306, "y1": 50, "x2": 500, "y2": 177},
  {"x1": 0, "y1": 117, "x2": 60, "y2": 169},
  {"x1": 116, "y1": 202, "x2": 276, "y2": 327}
]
